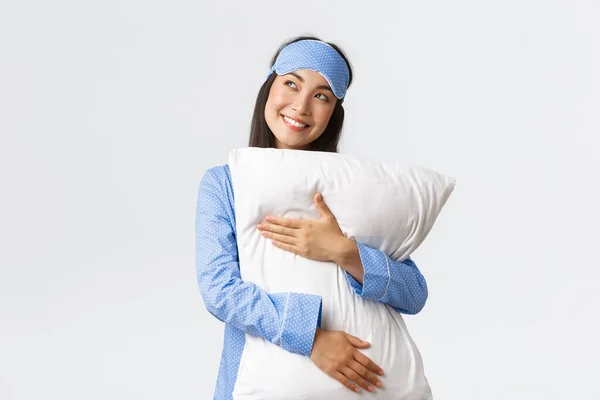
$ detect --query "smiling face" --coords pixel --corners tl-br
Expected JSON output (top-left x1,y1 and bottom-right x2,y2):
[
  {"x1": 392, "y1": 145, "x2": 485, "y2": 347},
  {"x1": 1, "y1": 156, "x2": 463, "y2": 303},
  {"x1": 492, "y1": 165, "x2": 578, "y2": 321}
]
[{"x1": 264, "y1": 69, "x2": 338, "y2": 150}]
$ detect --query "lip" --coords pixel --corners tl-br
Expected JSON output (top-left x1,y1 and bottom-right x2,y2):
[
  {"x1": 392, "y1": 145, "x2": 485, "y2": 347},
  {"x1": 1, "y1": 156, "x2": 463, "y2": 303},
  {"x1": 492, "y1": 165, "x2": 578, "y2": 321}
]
[{"x1": 281, "y1": 114, "x2": 310, "y2": 131}]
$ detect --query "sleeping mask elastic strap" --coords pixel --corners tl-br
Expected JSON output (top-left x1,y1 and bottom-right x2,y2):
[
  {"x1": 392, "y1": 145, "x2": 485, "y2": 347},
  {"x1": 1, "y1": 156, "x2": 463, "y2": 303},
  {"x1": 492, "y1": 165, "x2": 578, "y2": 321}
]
[{"x1": 265, "y1": 39, "x2": 350, "y2": 103}]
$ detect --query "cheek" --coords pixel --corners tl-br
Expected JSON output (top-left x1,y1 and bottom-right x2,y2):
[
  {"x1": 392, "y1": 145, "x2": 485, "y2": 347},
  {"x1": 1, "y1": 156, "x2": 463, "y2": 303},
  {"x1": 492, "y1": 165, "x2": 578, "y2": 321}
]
[
  {"x1": 267, "y1": 87, "x2": 291, "y2": 109},
  {"x1": 313, "y1": 106, "x2": 335, "y2": 127},
  {"x1": 265, "y1": 97, "x2": 282, "y2": 120}
]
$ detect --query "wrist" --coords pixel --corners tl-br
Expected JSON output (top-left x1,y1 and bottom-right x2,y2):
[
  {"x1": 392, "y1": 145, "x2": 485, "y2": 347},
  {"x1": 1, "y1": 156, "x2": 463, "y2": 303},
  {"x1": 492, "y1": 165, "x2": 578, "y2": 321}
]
[
  {"x1": 332, "y1": 236, "x2": 355, "y2": 265},
  {"x1": 333, "y1": 237, "x2": 364, "y2": 285},
  {"x1": 311, "y1": 328, "x2": 321, "y2": 356}
]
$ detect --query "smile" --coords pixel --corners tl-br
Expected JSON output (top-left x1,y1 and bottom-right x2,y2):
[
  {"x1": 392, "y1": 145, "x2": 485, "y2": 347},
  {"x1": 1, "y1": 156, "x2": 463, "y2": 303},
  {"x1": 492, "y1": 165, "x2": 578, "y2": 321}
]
[{"x1": 281, "y1": 115, "x2": 309, "y2": 130}]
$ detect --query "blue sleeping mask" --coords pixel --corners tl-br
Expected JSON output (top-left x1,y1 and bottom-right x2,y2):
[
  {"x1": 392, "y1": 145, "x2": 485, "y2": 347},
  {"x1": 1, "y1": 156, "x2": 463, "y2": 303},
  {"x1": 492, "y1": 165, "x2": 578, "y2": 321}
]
[{"x1": 265, "y1": 39, "x2": 350, "y2": 103}]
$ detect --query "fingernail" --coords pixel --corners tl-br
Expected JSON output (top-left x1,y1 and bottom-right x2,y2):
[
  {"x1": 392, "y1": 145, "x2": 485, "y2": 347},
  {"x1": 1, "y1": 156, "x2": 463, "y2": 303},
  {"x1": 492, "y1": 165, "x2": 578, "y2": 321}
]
[
  {"x1": 368, "y1": 385, "x2": 374, "y2": 392},
  {"x1": 376, "y1": 381, "x2": 383, "y2": 388},
  {"x1": 379, "y1": 369, "x2": 384, "y2": 375}
]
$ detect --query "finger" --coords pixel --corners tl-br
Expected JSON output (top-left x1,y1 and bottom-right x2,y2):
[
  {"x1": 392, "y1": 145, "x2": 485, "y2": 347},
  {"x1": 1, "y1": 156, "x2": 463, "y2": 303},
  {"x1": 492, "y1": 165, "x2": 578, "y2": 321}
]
[
  {"x1": 270, "y1": 240, "x2": 299, "y2": 255},
  {"x1": 344, "y1": 333, "x2": 370, "y2": 349},
  {"x1": 264, "y1": 215, "x2": 303, "y2": 229},
  {"x1": 258, "y1": 222, "x2": 297, "y2": 237},
  {"x1": 314, "y1": 193, "x2": 334, "y2": 218},
  {"x1": 260, "y1": 230, "x2": 297, "y2": 246},
  {"x1": 353, "y1": 350, "x2": 384, "y2": 377},
  {"x1": 333, "y1": 371, "x2": 361, "y2": 393},
  {"x1": 341, "y1": 366, "x2": 374, "y2": 393},
  {"x1": 350, "y1": 360, "x2": 383, "y2": 388}
]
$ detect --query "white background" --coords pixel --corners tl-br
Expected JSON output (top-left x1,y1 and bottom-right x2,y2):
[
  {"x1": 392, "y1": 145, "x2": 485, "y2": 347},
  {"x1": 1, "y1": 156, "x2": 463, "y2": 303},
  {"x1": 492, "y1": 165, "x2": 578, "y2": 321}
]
[{"x1": 1, "y1": 0, "x2": 599, "y2": 399}]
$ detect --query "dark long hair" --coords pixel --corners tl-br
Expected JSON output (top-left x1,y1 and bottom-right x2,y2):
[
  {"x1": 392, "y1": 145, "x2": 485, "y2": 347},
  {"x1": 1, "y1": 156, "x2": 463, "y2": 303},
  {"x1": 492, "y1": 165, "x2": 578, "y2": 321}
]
[{"x1": 248, "y1": 35, "x2": 354, "y2": 153}]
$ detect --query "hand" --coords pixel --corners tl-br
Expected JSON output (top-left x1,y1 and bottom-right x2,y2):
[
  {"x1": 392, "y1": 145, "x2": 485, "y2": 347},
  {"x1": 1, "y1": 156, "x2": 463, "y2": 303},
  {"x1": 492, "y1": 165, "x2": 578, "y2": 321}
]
[
  {"x1": 310, "y1": 329, "x2": 384, "y2": 393},
  {"x1": 257, "y1": 193, "x2": 348, "y2": 262}
]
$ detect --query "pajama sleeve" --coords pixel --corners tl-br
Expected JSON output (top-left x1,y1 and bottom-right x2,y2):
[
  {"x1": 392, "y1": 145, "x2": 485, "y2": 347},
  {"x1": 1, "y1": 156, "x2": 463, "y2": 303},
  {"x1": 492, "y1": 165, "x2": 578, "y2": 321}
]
[
  {"x1": 343, "y1": 243, "x2": 428, "y2": 315},
  {"x1": 196, "y1": 167, "x2": 322, "y2": 356}
]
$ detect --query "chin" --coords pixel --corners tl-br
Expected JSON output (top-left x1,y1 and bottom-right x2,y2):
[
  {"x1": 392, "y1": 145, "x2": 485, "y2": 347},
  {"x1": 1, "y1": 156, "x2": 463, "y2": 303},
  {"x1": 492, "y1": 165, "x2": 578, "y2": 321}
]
[
  {"x1": 276, "y1": 139, "x2": 310, "y2": 150},
  {"x1": 272, "y1": 131, "x2": 312, "y2": 150}
]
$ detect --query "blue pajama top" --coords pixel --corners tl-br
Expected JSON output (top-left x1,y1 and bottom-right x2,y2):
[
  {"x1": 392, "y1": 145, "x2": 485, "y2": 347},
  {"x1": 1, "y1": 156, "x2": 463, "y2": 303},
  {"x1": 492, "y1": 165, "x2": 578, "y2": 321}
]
[{"x1": 195, "y1": 165, "x2": 429, "y2": 400}]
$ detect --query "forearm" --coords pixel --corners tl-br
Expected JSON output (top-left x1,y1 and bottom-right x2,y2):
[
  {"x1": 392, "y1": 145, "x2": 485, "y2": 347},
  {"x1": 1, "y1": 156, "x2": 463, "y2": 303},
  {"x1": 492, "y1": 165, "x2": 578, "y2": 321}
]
[
  {"x1": 335, "y1": 240, "x2": 429, "y2": 314},
  {"x1": 199, "y1": 276, "x2": 322, "y2": 353}
]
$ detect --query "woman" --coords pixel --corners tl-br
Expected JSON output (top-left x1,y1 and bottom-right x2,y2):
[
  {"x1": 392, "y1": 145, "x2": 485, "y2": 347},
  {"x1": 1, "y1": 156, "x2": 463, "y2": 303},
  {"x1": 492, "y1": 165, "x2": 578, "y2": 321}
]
[{"x1": 196, "y1": 35, "x2": 429, "y2": 399}]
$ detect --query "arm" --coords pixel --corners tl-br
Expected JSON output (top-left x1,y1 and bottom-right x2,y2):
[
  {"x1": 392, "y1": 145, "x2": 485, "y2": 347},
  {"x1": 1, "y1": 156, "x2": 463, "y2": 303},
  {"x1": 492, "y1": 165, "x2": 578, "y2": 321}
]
[
  {"x1": 334, "y1": 238, "x2": 428, "y2": 315},
  {"x1": 196, "y1": 167, "x2": 322, "y2": 356}
]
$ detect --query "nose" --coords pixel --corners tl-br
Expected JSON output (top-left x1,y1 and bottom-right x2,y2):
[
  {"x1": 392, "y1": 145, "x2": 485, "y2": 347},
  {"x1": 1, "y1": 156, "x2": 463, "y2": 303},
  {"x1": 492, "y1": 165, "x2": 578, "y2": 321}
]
[{"x1": 291, "y1": 92, "x2": 311, "y2": 115}]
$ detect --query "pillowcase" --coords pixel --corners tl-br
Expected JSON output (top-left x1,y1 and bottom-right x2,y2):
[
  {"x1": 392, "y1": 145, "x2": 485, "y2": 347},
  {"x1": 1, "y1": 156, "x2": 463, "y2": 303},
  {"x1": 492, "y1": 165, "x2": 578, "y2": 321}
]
[{"x1": 229, "y1": 147, "x2": 455, "y2": 399}]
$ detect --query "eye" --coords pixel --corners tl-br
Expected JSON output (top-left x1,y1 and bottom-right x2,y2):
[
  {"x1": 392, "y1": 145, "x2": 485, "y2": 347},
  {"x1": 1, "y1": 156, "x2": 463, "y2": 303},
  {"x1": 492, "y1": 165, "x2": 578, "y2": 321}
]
[
  {"x1": 284, "y1": 80, "x2": 297, "y2": 89},
  {"x1": 315, "y1": 93, "x2": 329, "y2": 102}
]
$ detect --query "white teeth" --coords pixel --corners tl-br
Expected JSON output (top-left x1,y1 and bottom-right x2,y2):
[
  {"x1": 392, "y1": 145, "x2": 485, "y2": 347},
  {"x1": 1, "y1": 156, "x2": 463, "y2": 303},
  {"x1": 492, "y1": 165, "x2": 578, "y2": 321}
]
[{"x1": 283, "y1": 116, "x2": 307, "y2": 128}]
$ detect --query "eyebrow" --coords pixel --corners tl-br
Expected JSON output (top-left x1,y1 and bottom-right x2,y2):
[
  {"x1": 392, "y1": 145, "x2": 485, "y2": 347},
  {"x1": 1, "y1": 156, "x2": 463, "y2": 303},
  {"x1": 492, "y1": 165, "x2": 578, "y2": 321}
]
[{"x1": 287, "y1": 71, "x2": 333, "y2": 93}]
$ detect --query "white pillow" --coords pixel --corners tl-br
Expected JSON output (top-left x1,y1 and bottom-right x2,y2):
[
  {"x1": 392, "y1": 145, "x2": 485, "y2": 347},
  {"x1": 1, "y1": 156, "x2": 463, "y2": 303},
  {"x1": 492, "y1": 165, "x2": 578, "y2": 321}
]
[{"x1": 229, "y1": 147, "x2": 455, "y2": 400}]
